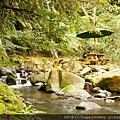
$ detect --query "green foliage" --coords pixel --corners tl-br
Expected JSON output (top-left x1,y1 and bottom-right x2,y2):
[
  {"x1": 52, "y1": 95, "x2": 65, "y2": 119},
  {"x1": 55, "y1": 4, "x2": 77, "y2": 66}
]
[
  {"x1": 0, "y1": 82, "x2": 44, "y2": 114},
  {"x1": 1, "y1": 0, "x2": 82, "y2": 57},
  {"x1": 0, "y1": 0, "x2": 120, "y2": 64}
]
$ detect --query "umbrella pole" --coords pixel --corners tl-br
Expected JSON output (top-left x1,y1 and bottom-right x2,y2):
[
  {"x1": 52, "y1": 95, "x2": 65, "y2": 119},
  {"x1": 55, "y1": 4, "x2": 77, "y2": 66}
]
[
  {"x1": 94, "y1": 37, "x2": 96, "y2": 53},
  {"x1": 93, "y1": 7, "x2": 97, "y2": 53}
]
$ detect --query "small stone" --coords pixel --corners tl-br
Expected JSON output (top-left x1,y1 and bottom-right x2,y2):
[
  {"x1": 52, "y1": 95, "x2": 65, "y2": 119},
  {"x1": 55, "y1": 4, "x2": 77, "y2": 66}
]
[
  {"x1": 92, "y1": 87, "x2": 102, "y2": 93},
  {"x1": 104, "y1": 99, "x2": 115, "y2": 103},
  {"x1": 76, "y1": 106, "x2": 86, "y2": 110},
  {"x1": 98, "y1": 90, "x2": 112, "y2": 97},
  {"x1": 76, "y1": 101, "x2": 101, "y2": 110},
  {"x1": 94, "y1": 93, "x2": 106, "y2": 98}
]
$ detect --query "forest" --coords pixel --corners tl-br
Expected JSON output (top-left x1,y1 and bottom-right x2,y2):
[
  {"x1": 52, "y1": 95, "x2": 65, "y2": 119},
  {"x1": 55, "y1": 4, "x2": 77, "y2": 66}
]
[{"x1": 0, "y1": 0, "x2": 120, "y2": 66}]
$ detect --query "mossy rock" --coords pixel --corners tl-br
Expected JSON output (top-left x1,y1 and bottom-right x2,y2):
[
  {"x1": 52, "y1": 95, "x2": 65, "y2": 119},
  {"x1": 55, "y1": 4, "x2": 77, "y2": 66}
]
[
  {"x1": 0, "y1": 82, "x2": 24, "y2": 113},
  {"x1": 0, "y1": 82, "x2": 45, "y2": 116}
]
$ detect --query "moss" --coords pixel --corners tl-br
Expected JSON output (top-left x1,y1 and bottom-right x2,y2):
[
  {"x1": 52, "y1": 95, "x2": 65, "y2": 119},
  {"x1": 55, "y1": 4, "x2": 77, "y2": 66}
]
[
  {"x1": 97, "y1": 77, "x2": 114, "y2": 91},
  {"x1": 9, "y1": 55, "x2": 24, "y2": 67},
  {"x1": 0, "y1": 53, "x2": 24, "y2": 67},
  {"x1": 0, "y1": 103, "x2": 5, "y2": 113},
  {"x1": 0, "y1": 82, "x2": 45, "y2": 115},
  {"x1": 0, "y1": 82, "x2": 24, "y2": 113},
  {"x1": 0, "y1": 53, "x2": 9, "y2": 67}
]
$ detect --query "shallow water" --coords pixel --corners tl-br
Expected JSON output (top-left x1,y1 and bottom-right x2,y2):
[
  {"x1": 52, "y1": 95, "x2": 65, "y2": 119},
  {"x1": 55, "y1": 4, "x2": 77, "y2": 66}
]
[{"x1": 15, "y1": 86, "x2": 120, "y2": 114}]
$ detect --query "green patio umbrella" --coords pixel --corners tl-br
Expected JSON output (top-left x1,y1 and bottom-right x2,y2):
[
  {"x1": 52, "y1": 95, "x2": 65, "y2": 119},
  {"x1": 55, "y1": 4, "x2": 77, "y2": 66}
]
[{"x1": 76, "y1": 28, "x2": 113, "y2": 53}]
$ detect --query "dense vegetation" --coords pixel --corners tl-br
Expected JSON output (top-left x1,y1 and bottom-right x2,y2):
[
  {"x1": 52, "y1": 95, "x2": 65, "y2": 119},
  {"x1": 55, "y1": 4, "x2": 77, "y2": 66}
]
[
  {"x1": 0, "y1": 0, "x2": 120, "y2": 66},
  {"x1": 0, "y1": 82, "x2": 44, "y2": 116}
]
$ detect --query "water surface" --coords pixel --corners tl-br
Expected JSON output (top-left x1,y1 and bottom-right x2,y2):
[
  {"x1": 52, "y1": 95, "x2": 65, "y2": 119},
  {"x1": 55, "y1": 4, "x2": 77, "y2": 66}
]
[{"x1": 15, "y1": 86, "x2": 120, "y2": 114}]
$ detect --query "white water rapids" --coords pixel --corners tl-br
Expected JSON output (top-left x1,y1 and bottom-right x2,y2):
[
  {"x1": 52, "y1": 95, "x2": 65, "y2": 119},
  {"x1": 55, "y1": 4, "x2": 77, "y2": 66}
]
[{"x1": 9, "y1": 73, "x2": 32, "y2": 89}]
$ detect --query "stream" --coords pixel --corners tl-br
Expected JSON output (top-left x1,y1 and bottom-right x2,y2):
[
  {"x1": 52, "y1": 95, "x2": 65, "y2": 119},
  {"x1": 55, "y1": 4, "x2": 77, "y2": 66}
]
[{"x1": 10, "y1": 82, "x2": 120, "y2": 115}]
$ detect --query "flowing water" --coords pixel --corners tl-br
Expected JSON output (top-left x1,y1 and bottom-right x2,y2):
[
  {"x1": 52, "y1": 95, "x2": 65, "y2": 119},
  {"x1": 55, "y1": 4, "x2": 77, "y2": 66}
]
[
  {"x1": 11, "y1": 83, "x2": 120, "y2": 114},
  {"x1": 9, "y1": 73, "x2": 120, "y2": 115}
]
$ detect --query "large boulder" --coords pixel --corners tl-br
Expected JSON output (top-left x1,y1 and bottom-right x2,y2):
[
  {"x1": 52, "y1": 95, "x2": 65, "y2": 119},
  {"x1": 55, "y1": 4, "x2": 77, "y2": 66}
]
[
  {"x1": 21, "y1": 57, "x2": 44, "y2": 72},
  {"x1": 45, "y1": 69, "x2": 85, "y2": 93},
  {"x1": 30, "y1": 72, "x2": 49, "y2": 85},
  {"x1": 61, "y1": 71, "x2": 85, "y2": 89},
  {"x1": 0, "y1": 67, "x2": 16, "y2": 78},
  {"x1": 57, "y1": 85, "x2": 91, "y2": 99},
  {"x1": 45, "y1": 69, "x2": 60, "y2": 92},
  {"x1": 53, "y1": 58, "x2": 71, "y2": 69},
  {"x1": 90, "y1": 68, "x2": 120, "y2": 92},
  {"x1": 0, "y1": 67, "x2": 16, "y2": 85},
  {"x1": 53, "y1": 58, "x2": 83, "y2": 73}
]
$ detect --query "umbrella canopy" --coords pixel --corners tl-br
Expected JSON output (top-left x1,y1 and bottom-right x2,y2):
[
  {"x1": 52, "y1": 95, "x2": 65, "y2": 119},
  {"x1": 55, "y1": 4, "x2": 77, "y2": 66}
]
[
  {"x1": 76, "y1": 28, "x2": 113, "y2": 53},
  {"x1": 76, "y1": 29, "x2": 113, "y2": 38}
]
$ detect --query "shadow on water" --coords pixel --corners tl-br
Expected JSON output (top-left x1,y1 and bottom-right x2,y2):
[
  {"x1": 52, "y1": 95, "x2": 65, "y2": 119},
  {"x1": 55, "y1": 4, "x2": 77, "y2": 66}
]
[{"x1": 14, "y1": 86, "x2": 120, "y2": 114}]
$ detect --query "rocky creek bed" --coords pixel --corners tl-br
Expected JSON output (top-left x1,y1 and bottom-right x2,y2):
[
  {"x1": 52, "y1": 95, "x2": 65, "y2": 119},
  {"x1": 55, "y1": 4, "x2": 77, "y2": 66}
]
[
  {"x1": 1, "y1": 57, "x2": 120, "y2": 115},
  {"x1": 16, "y1": 86, "x2": 120, "y2": 114}
]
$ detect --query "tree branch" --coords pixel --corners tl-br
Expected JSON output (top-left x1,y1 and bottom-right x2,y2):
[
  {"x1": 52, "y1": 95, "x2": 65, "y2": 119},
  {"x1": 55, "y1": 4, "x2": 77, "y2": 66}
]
[{"x1": 81, "y1": 5, "x2": 93, "y2": 25}]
